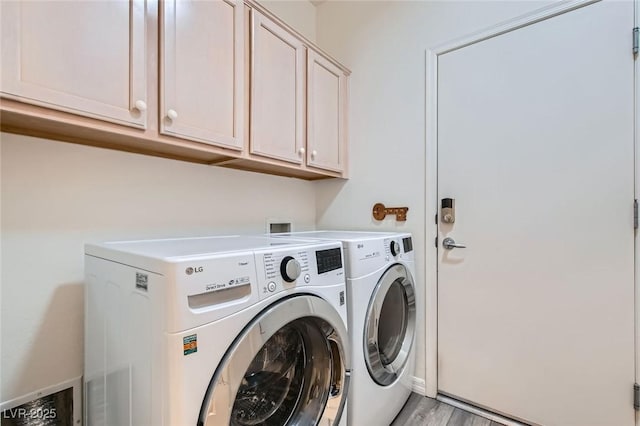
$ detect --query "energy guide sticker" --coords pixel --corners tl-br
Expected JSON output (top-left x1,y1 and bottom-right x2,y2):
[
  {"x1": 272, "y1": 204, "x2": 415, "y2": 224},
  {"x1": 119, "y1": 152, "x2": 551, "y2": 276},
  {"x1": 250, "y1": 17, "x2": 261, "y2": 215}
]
[{"x1": 183, "y1": 334, "x2": 197, "y2": 355}]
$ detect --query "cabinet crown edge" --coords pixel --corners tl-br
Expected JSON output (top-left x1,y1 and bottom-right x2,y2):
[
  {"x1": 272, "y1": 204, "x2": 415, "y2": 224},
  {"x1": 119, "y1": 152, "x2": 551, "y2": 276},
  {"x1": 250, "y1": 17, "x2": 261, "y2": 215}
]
[{"x1": 244, "y1": 0, "x2": 351, "y2": 76}]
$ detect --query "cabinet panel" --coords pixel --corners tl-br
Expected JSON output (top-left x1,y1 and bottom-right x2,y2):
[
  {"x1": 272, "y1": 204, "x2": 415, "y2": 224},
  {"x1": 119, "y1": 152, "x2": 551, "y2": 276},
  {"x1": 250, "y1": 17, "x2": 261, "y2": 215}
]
[
  {"x1": 307, "y1": 51, "x2": 346, "y2": 173},
  {"x1": 0, "y1": 0, "x2": 147, "y2": 127},
  {"x1": 250, "y1": 10, "x2": 305, "y2": 164},
  {"x1": 161, "y1": 0, "x2": 243, "y2": 149}
]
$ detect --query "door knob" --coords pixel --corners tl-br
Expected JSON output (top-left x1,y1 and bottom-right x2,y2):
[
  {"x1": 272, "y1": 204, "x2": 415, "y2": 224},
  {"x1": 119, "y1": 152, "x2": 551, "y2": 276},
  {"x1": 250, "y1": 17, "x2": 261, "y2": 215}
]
[{"x1": 442, "y1": 237, "x2": 466, "y2": 250}]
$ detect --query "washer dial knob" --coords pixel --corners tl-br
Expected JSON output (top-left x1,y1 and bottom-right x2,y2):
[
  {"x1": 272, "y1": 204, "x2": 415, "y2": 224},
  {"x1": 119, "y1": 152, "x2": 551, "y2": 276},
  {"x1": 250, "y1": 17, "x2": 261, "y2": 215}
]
[
  {"x1": 280, "y1": 256, "x2": 301, "y2": 282},
  {"x1": 390, "y1": 241, "x2": 401, "y2": 257}
]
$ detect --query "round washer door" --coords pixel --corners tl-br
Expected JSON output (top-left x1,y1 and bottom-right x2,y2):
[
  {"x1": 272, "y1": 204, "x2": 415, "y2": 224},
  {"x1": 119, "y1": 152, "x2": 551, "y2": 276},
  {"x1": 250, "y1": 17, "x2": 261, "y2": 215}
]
[
  {"x1": 364, "y1": 263, "x2": 416, "y2": 386},
  {"x1": 198, "y1": 295, "x2": 349, "y2": 426}
]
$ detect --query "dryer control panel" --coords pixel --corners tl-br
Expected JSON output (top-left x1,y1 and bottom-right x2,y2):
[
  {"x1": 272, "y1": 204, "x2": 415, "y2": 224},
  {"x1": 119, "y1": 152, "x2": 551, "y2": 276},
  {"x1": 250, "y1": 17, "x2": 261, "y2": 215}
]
[
  {"x1": 385, "y1": 236, "x2": 413, "y2": 258},
  {"x1": 342, "y1": 233, "x2": 414, "y2": 278},
  {"x1": 255, "y1": 242, "x2": 345, "y2": 299}
]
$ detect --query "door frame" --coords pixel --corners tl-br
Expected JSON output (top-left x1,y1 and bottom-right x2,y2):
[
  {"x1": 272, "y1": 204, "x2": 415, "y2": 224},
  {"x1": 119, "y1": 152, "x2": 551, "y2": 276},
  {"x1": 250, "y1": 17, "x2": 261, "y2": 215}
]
[
  {"x1": 634, "y1": 1, "x2": 639, "y2": 425},
  {"x1": 423, "y1": 0, "x2": 636, "y2": 409}
]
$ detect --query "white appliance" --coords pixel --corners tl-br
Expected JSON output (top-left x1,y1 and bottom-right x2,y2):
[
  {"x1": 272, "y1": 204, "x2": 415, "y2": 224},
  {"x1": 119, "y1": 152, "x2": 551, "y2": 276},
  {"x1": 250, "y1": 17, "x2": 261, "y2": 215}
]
[
  {"x1": 275, "y1": 231, "x2": 417, "y2": 426},
  {"x1": 84, "y1": 235, "x2": 350, "y2": 426}
]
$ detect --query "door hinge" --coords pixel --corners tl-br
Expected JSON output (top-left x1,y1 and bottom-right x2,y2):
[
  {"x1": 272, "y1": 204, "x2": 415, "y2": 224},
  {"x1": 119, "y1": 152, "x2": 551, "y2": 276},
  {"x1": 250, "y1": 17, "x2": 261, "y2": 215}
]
[
  {"x1": 634, "y1": 383, "x2": 639, "y2": 410},
  {"x1": 633, "y1": 27, "x2": 639, "y2": 56},
  {"x1": 634, "y1": 199, "x2": 638, "y2": 230},
  {"x1": 435, "y1": 236, "x2": 438, "y2": 248}
]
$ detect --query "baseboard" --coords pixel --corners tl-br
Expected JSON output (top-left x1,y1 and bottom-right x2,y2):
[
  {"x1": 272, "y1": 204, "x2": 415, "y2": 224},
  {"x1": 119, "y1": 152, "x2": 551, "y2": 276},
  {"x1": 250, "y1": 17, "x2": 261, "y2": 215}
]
[
  {"x1": 411, "y1": 376, "x2": 427, "y2": 395},
  {"x1": 437, "y1": 394, "x2": 529, "y2": 426}
]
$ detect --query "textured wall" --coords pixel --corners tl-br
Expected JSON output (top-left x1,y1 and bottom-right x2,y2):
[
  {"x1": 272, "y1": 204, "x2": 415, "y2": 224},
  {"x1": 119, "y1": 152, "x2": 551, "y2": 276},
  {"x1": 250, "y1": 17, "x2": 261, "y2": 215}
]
[
  {"x1": 0, "y1": 133, "x2": 317, "y2": 400},
  {"x1": 314, "y1": 0, "x2": 552, "y2": 391}
]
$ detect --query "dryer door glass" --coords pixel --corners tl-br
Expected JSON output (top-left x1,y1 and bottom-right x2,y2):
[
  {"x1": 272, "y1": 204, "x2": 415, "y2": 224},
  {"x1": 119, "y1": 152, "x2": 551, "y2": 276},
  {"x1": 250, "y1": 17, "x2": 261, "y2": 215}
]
[
  {"x1": 378, "y1": 281, "x2": 408, "y2": 365},
  {"x1": 365, "y1": 264, "x2": 416, "y2": 386},
  {"x1": 199, "y1": 295, "x2": 349, "y2": 426}
]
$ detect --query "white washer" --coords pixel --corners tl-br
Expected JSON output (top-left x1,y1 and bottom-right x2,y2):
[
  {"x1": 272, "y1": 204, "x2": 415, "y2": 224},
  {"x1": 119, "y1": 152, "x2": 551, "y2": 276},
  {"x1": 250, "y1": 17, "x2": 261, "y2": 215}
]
[
  {"x1": 84, "y1": 235, "x2": 350, "y2": 426},
  {"x1": 275, "y1": 231, "x2": 417, "y2": 426}
]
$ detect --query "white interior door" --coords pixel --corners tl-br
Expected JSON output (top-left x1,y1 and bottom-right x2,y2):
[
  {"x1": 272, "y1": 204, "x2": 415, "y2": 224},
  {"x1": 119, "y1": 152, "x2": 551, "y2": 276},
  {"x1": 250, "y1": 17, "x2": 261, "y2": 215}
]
[{"x1": 437, "y1": 2, "x2": 635, "y2": 425}]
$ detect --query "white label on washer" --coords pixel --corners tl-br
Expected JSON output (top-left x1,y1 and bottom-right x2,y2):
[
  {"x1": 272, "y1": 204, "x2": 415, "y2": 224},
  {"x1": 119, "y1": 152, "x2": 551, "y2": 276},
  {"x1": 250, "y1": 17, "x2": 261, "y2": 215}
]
[
  {"x1": 204, "y1": 275, "x2": 251, "y2": 293},
  {"x1": 359, "y1": 250, "x2": 381, "y2": 261},
  {"x1": 135, "y1": 272, "x2": 148, "y2": 291}
]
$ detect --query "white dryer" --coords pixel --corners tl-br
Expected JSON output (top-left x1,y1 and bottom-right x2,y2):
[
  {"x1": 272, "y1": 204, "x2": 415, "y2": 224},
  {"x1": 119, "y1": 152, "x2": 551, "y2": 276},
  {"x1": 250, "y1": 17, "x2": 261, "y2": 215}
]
[
  {"x1": 84, "y1": 235, "x2": 350, "y2": 426},
  {"x1": 276, "y1": 231, "x2": 417, "y2": 426}
]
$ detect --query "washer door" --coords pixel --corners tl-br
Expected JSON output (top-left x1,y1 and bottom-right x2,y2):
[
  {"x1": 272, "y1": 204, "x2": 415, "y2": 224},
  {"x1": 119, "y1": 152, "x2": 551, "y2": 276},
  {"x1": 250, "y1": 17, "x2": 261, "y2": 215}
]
[
  {"x1": 198, "y1": 295, "x2": 349, "y2": 426},
  {"x1": 364, "y1": 264, "x2": 416, "y2": 386}
]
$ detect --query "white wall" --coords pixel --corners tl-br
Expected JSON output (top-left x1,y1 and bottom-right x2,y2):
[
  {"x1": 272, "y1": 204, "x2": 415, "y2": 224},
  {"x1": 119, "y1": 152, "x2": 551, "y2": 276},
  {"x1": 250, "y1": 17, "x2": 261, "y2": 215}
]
[
  {"x1": 259, "y1": 0, "x2": 317, "y2": 41},
  {"x1": 0, "y1": 134, "x2": 316, "y2": 400},
  {"x1": 0, "y1": 0, "x2": 561, "y2": 406},
  {"x1": 314, "y1": 0, "x2": 552, "y2": 391},
  {"x1": 0, "y1": 2, "x2": 318, "y2": 403}
]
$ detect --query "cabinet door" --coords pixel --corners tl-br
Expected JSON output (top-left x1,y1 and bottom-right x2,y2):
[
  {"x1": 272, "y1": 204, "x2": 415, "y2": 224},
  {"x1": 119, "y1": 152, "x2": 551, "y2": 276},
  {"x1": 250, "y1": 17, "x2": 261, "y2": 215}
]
[
  {"x1": 161, "y1": 0, "x2": 244, "y2": 149},
  {"x1": 250, "y1": 10, "x2": 305, "y2": 164},
  {"x1": 307, "y1": 51, "x2": 347, "y2": 173},
  {"x1": 0, "y1": 0, "x2": 147, "y2": 127}
]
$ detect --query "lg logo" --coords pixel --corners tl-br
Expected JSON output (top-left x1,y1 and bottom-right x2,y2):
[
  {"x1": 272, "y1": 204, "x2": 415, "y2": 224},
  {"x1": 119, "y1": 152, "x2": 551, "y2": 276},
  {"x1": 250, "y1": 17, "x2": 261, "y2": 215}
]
[{"x1": 186, "y1": 266, "x2": 204, "y2": 275}]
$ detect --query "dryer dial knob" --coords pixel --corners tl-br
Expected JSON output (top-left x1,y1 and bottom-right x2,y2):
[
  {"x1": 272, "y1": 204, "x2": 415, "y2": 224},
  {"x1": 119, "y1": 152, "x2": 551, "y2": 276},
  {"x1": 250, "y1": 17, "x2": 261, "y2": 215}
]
[
  {"x1": 280, "y1": 256, "x2": 301, "y2": 282},
  {"x1": 390, "y1": 240, "x2": 401, "y2": 257}
]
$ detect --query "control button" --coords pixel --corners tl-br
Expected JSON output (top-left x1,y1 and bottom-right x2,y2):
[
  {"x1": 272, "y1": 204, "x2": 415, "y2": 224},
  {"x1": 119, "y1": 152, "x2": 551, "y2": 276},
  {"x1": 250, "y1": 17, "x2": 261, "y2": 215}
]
[
  {"x1": 280, "y1": 256, "x2": 302, "y2": 282},
  {"x1": 390, "y1": 240, "x2": 401, "y2": 257},
  {"x1": 267, "y1": 281, "x2": 277, "y2": 292},
  {"x1": 304, "y1": 274, "x2": 311, "y2": 283}
]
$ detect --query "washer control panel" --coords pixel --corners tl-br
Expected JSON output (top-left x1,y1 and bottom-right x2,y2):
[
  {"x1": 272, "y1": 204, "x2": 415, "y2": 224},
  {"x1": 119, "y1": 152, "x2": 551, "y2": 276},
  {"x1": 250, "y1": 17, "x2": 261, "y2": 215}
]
[
  {"x1": 390, "y1": 240, "x2": 401, "y2": 257},
  {"x1": 255, "y1": 242, "x2": 345, "y2": 299},
  {"x1": 316, "y1": 247, "x2": 343, "y2": 274},
  {"x1": 264, "y1": 250, "x2": 309, "y2": 280},
  {"x1": 280, "y1": 256, "x2": 302, "y2": 282}
]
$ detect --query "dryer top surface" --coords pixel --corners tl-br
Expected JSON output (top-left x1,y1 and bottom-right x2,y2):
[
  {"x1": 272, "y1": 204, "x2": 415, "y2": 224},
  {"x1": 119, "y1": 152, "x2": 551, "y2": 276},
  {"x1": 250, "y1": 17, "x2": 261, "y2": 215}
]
[
  {"x1": 86, "y1": 235, "x2": 321, "y2": 260},
  {"x1": 277, "y1": 230, "x2": 410, "y2": 242}
]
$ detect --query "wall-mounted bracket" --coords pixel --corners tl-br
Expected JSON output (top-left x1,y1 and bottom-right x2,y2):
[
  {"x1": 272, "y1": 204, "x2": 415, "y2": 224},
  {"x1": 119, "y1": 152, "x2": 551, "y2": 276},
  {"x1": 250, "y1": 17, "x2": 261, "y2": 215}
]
[{"x1": 372, "y1": 203, "x2": 409, "y2": 222}]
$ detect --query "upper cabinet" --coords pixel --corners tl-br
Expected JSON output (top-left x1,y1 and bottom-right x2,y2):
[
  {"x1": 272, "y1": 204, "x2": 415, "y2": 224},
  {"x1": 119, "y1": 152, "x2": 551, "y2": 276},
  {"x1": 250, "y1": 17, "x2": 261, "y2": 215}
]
[
  {"x1": 0, "y1": 0, "x2": 350, "y2": 180},
  {"x1": 161, "y1": 0, "x2": 244, "y2": 150},
  {"x1": 250, "y1": 10, "x2": 306, "y2": 164},
  {"x1": 0, "y1": 0, "x2": 147, "y2": 127},
  {"x1": 306, "y1": 51, "x2": 348, "y2": 173}
]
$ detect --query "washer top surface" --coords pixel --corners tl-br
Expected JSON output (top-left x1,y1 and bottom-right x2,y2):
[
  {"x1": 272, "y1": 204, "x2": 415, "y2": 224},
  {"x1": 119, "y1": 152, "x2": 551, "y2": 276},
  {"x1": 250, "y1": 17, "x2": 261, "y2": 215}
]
[
  {"x1": 87, "y1": 235, "x2": 320, "y2": 260},
  {"x1": 277, "y1": 230, "x2": 406, "y2": 241}
]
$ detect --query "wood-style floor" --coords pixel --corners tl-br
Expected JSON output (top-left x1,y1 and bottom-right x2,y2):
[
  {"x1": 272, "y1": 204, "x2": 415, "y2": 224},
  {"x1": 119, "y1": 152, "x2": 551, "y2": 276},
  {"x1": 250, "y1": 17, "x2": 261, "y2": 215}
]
[{"x1": 392, "y1": 394, "x2": 505, "y2": 426}]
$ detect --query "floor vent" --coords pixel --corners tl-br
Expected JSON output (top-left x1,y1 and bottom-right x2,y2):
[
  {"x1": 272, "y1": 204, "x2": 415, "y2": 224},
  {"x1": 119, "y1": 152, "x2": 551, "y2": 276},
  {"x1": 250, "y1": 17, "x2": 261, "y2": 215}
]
[{"x1": 1, "y1": 377, "x2": 81, "y2": 426}]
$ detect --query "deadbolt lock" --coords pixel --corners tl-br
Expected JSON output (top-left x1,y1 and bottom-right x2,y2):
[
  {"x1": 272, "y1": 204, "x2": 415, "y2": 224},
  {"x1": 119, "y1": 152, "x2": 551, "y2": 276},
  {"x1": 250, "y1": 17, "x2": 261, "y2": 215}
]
[{"x1": 441, "y1": 198, "x2": 455, "y2": 224}]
